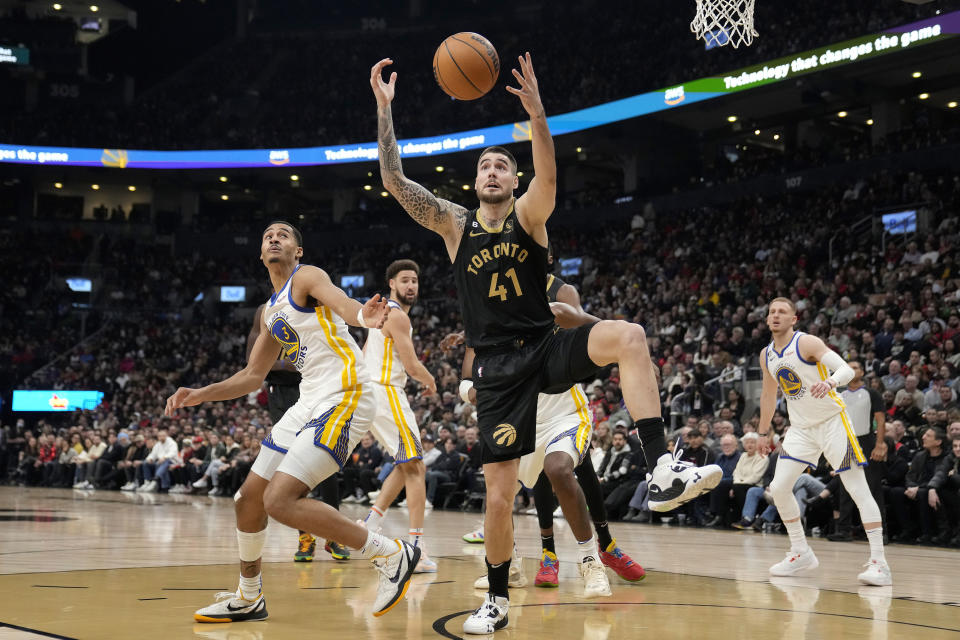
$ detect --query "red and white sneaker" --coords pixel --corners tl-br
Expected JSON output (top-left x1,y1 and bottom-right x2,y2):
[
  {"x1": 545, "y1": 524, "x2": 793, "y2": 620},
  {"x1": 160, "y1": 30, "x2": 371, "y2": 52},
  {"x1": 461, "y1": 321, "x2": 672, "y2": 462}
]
[
  {"x1": 598, "y1": 539, "x2": 645, "y2": 582},
  {"x1": 534, "y1": 550, "x2": 559, "y2": 588}
]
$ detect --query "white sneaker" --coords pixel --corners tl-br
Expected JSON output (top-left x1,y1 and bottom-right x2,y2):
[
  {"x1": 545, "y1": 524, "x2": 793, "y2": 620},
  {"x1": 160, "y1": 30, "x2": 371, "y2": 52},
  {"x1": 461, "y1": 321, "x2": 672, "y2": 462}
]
[
  {"x1": 120, "y1": 482, "x2": 136, "y2": 491},
  {"x1": 140, "y1": 480, "x2": 158, "y2": 493},
  {"x1": 194, "y1": 590, "x2": 268, "y2": 623},
  {"x1": 580, "y1": 556, "x2": 612, "y2": 598},
  {"x1": 463, "y1": 593, "x2": 509, "y2": 634},
  {"x1": 414, "y1": 552, "x2": 438, "y2": 574},
  {"x1": 366, "y1": 490, "x2": 381, "y2": 501},
  {"x1": 424, "y1": 500, "x2": 433, "y2": 510},
  {"x1": 169, "y1": 485, "x2": 183, "y2": 494},
  {"x1": 769, "y1": 548, "x2": 819, "y2": 576},
  {"x1": 647, "y1": 450, "x2": 722, "y2": 512},
  {"x1": 553, "y1": 506, "x2": 563, "y2": 518},
  {"x1": 73, "y1": 481, "x2": 86, "y2": 489},
  {"x1": 463, "y1": 528, "x2": 484, "y2": 544},
  {"x1": 342, "y1": 494, "x2": 360, "y2": 504},
  {"x1": 371, "y1": 539, "x2": 420, "y2": 617},
  {"x1": 208, "y1": 487, "x2": 220, "y2": 496},
  {"x1": 397, "y1": 499, "x2": 408, "y2": 508},
  {"x1": 857, "y1": 559, "x2": 892, "y2": 586},
  {"x1": 473, "y1": 547, "x2": 527, "y2": 589},
  {"x1": 192, "y1": 477, "x2": 209, "y2": 489}
]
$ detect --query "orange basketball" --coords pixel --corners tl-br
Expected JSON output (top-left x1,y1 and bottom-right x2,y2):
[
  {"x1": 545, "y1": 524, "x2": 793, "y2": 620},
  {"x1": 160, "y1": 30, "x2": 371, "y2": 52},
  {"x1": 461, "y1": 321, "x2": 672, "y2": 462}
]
[{"x1": 433, "y1": 32, "x2": 499, "y2": 101}]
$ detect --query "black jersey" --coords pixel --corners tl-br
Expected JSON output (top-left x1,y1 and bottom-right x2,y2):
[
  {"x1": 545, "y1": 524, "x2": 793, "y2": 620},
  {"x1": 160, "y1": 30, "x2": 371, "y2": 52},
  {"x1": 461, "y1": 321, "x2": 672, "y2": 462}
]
[
  {"x1": 453, "y1": 203, "x2": 553, "y2": 348},
  {"x1": 545, "y1": 273, "x2": 566, "y2": 304},
  {"x1": 266, "y1": 369, "x2": 300, "y2": 387}
]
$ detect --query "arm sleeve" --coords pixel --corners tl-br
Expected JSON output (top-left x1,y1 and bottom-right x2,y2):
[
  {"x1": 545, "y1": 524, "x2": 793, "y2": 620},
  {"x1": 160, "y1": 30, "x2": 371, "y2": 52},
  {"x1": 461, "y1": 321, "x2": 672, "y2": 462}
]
[{"x1": 820, "y1": 350, "x2": 854, "y2": 387}]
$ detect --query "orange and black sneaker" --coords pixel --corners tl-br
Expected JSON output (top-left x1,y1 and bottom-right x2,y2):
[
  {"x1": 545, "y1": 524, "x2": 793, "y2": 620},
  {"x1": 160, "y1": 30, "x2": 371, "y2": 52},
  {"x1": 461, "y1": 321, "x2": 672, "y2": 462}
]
[
  {"x1": 324, "y1": 540, "x2": 351, "y2": 561},
  {"x1": 294, "y1": 533, "x2": 317, "y2": 562}
]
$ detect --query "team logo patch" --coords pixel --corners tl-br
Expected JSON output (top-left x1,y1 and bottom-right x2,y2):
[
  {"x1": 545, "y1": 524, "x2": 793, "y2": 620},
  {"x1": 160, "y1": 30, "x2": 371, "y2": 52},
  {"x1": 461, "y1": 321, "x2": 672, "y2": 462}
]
[
  {"x1": 776, "y1": 366, "x2": 805, "y2": 398},
  {"x1": 493, "y1": 423, "x2": 517, "y2": 447},
  {"x1": 270, "y1": 317, "x2": 301, "y2": 364}
]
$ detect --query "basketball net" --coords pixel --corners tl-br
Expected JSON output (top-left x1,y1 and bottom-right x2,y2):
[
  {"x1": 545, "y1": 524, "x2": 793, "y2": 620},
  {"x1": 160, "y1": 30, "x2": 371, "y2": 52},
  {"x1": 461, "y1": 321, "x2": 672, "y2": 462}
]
[{"x1": 690, "y1": 0, "x2": 758, "y2": 49}]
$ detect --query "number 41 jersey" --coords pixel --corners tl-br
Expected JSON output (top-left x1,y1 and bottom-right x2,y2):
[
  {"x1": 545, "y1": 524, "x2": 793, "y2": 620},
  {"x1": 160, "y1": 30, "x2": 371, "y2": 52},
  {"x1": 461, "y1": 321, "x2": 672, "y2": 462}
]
[{"x1": 453, "y1": 204, "x2": 553, "y2": 349}]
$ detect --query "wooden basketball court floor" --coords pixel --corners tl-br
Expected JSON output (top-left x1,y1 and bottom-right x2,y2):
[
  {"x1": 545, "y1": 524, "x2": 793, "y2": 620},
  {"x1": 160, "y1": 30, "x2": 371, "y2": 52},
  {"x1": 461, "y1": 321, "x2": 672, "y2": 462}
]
[{"x1": 1, "y1": 487, "x2": 958, "y2": 639}]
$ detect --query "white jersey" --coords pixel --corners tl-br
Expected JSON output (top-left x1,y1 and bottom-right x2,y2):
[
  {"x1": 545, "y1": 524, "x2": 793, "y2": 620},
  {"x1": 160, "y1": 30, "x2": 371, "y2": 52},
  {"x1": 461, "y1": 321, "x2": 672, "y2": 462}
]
[
  {"x1": 764, "y1": 331, "x2": 845, "y2": 428},
  {"x1": 263, "y1": 265, "x2": 369, "y2": 399},
  {"x1": 363, "y1": 300, "x2": 408, "y2": 388}
]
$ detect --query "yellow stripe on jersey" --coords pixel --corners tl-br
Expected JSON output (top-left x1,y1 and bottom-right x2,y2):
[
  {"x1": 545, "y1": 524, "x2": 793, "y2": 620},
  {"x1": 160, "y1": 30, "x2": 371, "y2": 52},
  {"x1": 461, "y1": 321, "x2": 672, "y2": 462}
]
[
  {"x1": 816, "y1": 362, "x2": 865, "y2": 464},
  {"x1": 315, "y1": 306, "x2": 357, "y2": 390},
  {"x1": 546, "y1": 274, "x2": 555, "y2": 293},
  {"x1": 315, "y1": 306, "x2": 361, "y2": 448},
  {"x1": 571, "y1": 386, "x2": 592, "y2": 457},
  {"x1": 386, "y1": 385, "x2": 416, "y2": 458},
  {"x1": 380, "y1": 336, "x2": 394, "y2": 385}
]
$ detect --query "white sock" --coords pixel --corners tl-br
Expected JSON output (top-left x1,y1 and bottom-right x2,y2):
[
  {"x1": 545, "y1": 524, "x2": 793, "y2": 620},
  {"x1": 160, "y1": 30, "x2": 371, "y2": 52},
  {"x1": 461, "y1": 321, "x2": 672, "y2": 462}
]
[
  {"x1": 357, "y1": 530, "x2": 396, "y2": 559},
  {"x1": 785, "y1": 520, "x2": 809, "y2": 553},
  {"x1": 409, "y1": 528, "x2": 423, "y2": 549},
  {"x1": 238, "y1": 573, "x2": 261, "y2": 601},
  {"x1": 865, "y1": 527, "x2": 885, "y2": 562},
  {"x1": 364, "y1": 505, "x2": 385, "y2": 530},
  {"x1": 577, "y1": 536, "x2": 597, "y2": 564}
]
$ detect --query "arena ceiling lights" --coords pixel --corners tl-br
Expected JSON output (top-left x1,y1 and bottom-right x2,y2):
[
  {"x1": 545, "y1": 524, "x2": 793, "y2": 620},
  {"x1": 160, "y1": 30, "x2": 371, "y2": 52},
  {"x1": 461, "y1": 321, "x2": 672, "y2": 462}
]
[{"x1": 1, "y1": 11, "x2": 957, "y2": 170}]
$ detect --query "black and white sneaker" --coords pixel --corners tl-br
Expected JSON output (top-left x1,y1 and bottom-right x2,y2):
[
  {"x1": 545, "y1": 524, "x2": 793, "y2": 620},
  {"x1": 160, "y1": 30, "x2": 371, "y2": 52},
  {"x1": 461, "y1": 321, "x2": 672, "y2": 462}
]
[
  {"x1": 647, "y1": 449, "x2": 722, "y2": 512},
  {"x1": 463, "y1": 593, "x2": 509, "y2": 634},
  {"x1": 194, "y1": 591, "x2": 268, "y2": 623},
  {"x1": 371, "y1": 539, "x2": 421, "y2": 617}
]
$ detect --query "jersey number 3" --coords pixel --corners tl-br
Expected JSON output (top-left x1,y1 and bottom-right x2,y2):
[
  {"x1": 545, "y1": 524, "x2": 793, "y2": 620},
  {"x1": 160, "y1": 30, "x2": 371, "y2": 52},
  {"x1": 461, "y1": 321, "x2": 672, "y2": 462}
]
[{"x1": 488, "y1": 268, "x2": 523, "y2": 302}]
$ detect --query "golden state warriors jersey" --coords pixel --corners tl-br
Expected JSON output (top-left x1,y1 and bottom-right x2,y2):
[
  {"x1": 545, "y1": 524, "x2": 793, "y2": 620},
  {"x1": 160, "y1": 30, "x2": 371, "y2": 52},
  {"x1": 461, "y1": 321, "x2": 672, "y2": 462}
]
[
  {"x1": 363, "y1": 300, "x2": 408, "y2": 388},
  {"x1": 264, "y1": 265, "x2": 369, "y2": 398},
  {"x1": 764, "y1": 331, "x2": 845, "y2": 428}
]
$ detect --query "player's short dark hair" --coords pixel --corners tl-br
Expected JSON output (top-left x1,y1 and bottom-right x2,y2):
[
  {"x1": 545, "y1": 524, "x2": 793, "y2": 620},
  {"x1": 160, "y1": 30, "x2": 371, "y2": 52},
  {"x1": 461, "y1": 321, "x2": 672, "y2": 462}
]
[
  {"x1": 386, "y1": 259, "x2": 420, "y2": 284},
  {"x1": 265, "y1": 220, "x2": 303, "y2": 247},
  {"x1": 478, "y1": 146, "x2": 517, "y2": 174}
]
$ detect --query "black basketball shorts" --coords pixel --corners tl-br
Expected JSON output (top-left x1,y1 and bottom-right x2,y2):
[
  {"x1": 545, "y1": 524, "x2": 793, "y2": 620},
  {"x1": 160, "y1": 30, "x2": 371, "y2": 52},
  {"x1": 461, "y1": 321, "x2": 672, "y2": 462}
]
[{"x1": 473, "y1": 322, "x2": 601, "y2": 464}]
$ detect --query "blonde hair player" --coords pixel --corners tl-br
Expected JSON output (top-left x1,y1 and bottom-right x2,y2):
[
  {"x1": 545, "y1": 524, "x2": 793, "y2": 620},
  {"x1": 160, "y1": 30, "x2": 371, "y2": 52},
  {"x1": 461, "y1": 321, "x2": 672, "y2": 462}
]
[
  {"x1": 360, "y1": 258, "x2": 439, "y2": 573},
  {"x1": 164, "y1": 221, "x2": 420, "y2": 624},
  {"x1": 758, "y1": 297, "x2": 891, "y2": 585}
]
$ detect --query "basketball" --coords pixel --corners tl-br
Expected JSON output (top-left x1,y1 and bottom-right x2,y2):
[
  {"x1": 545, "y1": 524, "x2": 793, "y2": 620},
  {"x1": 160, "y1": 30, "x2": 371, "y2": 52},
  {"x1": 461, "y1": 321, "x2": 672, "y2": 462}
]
[{"x1": 432, "y1": 32, "x2": 499, "y2": 100}]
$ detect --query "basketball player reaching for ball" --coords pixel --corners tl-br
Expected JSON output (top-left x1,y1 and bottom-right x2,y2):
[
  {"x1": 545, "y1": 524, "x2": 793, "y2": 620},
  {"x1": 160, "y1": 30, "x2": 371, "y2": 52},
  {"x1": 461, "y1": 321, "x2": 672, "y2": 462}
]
[
  {"x1": 165, "y1": 221, "x2": 421, "y2": 623},
  {"x1": 450, "y1": 274, "x2": 645, "y2": 594},
  {"x1": 758, "y1": 297, "x2": 891, "y2": 586},
  {"x1": 372, "y1": 54, "x2": 720, "y2": 634},
  {"x1": 245, "y1": 304, "x2": 351, "y2": 564},
  {"x1": 359, "y1": 259, "x2": 439, "y2": 574}
]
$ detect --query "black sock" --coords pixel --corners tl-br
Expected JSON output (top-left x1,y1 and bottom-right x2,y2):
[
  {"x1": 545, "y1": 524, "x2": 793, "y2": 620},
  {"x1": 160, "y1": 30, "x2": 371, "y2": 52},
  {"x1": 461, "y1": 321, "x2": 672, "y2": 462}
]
[
  {"x1": 540, "y1": 534, "x2": 555, "y2": 555},
  {"x1": 486, "y1": 558, "x2": 511, "y2": 599},
  {"x1": 594, "y1": 522, "x2": 613, "y2": 551},
  {"x1": 633, "y1": 417, "x2": 668, "y2": 469}
]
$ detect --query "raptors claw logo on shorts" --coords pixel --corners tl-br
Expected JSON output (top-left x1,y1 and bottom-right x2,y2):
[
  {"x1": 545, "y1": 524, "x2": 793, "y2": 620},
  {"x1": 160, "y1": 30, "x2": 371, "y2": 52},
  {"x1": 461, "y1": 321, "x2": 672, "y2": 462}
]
[{"x1": 493, "y1": 423, "x2": 517, "y2": 447}]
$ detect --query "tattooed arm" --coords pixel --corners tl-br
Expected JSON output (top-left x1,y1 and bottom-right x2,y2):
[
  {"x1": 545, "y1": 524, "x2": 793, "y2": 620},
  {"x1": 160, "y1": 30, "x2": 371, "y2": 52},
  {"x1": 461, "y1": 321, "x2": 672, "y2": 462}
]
[{"x1": 371, "y1": 58, "x2": 468, "y2": 262}]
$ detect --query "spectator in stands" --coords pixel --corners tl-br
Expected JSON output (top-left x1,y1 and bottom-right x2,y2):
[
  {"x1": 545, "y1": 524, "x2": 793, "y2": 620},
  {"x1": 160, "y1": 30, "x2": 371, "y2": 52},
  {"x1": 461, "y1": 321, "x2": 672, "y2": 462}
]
[
  {"x1": 341, "y1": 433, "x2": 383, "y2": 505},
  {"x1": 895, "y1": 375, "x2": 925, "y2": 409},
  {"x1": 139, "y1": 429, "x2": 178, "y2": 493},
  {"x1": 729, "y1": 432, "x2": 768, "y2": 523},
  {"x1": 882, "y1": 360, "x2": 906, "y2": 393},
  {"x1": 119, "y1": 434, "x2": 149, "y2": 491},
  {"x1": 890, "y1": 426, "x2": 948, "y2": 544},
  {"x1": 598, "y1": 431, "x2": 633, "y2": 496},
  {"x1": 425, "y1": 437, "x2": 463, "y2": 509},
  {"x1": 421, "y1": 433, "x2": 440, "y2": 468},
  {"x1": 91, "y1": 432, "x2": 129, "y2": 489},
  {"x1": 704, "y1": 434, "x2": 743, "y2": 527}
]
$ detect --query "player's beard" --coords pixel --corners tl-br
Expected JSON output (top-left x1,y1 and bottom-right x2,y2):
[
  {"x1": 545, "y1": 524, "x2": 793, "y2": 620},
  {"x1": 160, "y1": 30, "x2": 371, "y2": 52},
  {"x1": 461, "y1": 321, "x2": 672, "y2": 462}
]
[
  {"x1": 477, "y1": 187, "x2": 513, "y2": 205},
  {"x1": 398, "y1": 290, "x2": 418, "y2": 306}
]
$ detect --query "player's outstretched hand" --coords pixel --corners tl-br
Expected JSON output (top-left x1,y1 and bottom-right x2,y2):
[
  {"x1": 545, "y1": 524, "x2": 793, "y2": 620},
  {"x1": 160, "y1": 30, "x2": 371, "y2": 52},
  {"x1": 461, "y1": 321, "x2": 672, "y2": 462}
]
[
  {"x1": 165, "y1": 387, "x2": 202, "y2": 416},
  {"x1": 439, "y1": 331, "x2": 465, "y2": 353},
  {"x1": 370, "y1": 58, "x2": 397, "y2": 107},
  {"x1": 809, "y1": 380, "x2": 834, "y2": 399},
  {"x1": 362, "y1": 293, "x2": 391, "y2": 329},
  {"x1": 421, "y1": 376, "x2": 437, "y2": 397},
  {"x1": 506, "y1": 52, "x2": 544, "y2": 117}
]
